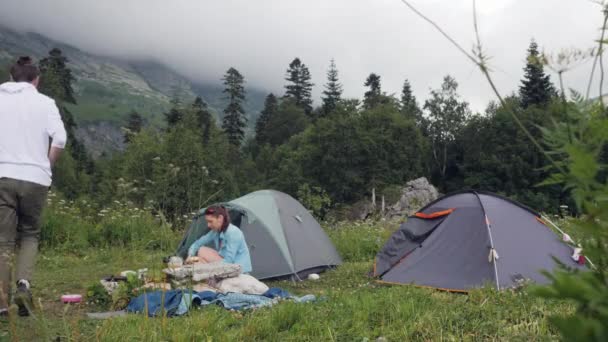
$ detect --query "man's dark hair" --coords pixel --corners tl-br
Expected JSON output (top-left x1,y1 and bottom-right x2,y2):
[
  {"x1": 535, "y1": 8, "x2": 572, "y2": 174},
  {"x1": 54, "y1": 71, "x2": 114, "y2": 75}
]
[{"x1": 10, "y1": 56, "x2": 40, "y2": 82}]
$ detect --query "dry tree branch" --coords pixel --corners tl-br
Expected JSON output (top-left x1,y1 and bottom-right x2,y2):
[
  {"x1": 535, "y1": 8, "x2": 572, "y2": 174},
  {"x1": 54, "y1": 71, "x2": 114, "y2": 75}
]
[
  {"x1": 599, "y1": 6, "x2": 608, "y2": 108},
  {"x1": 398, "y1": 0, "x2": 477, "y2": 64},
  {"x1": 586, "y1": 49, "x2": 600, "y2": 100},
  {"x1": 557, "y1": 71, "x2": 573, "y2": 143},
  {"x1": 199, "y1": 188, "x2": 224, "y2": 208},
  {"x1": 587, "y1": 2, "x2": 608, "y2": 102},
  {"x1": 398, "y1": 0, "x2": 566, "y2": 174}
]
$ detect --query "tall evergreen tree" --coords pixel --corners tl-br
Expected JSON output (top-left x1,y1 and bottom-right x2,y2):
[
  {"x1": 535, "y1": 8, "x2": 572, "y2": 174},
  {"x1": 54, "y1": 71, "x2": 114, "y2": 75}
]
[
  {"x1": 321, "y1": 59, "x2": 343, "y2": 116},
  {"x1": 400, "y1": 79, "x2": 422, "y2": 121},
  {"x1": 363, "y1": 73, "x2": 383, "y2": 110},
  {"x1": 124, "y1": 110, "x2": 144, "y2": 144},
  {"x1": 39, "y1": 48, "x2": 78, "y2": 141},
  {"x1": 284, "y1": 58, "x2": 314, "y2": 116},
  {"x1": 192, "y1": 96, "x2": 213, "y2": 144},
  {"x1": 221, "y1": 67, "x2": 247, "y2": 146},
  {"x1": 255, "y1": 93, "x2": 278, "y2": 144},
  {"x1": 164, "y1": 97, "x2": 184, "y2": 128},
  {"x1": 39, "y1": 48, "x2": 77, "y2": 104},
  {"x1": 519, "y1": 40, "x2": 556, "y2": 108},
  {"x1": 39, "y1": 48, "x2": 91, "y2": 170}
]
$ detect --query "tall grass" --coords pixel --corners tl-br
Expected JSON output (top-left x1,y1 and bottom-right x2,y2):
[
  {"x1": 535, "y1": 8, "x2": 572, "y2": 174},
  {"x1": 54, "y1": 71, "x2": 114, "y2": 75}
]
[
  {"x1": 39, "y1": 192, "x2": 397, "y2": 260},
  {"x1": 40, "y1": 191, "x2": 179, "y2": 252},
  {"x1": 325, "y1": 220, "x2": 396, "y2": 262}
]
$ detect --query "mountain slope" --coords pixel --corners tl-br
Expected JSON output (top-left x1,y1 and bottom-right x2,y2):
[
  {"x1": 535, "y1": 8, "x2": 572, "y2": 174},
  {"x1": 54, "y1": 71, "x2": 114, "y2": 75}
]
[{"x1": 0, "y1": 25, "x2": 266, "y2": 155}]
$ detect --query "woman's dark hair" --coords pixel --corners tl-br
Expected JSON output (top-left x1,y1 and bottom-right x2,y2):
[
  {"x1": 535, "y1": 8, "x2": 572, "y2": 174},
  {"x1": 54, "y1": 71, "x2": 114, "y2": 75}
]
[
  {"x1": 204, "y1": 205, "x2": 230, "y2": 232},
  {"x1": 10, "y1": 56, "x2": 40, "y2": 82}
]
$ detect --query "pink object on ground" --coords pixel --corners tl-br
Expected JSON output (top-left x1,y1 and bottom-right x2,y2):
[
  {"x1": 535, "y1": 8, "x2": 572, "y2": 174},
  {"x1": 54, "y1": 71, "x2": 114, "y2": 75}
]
[{"x1": 61, "y1": 294, "x2": 82, "y2": 303}]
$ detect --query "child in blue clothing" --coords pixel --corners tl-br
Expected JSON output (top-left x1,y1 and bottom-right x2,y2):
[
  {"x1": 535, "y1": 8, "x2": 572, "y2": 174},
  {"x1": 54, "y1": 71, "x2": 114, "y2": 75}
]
[{"x1": 185, "y1": 205, "x2": 252, "y2": 274}]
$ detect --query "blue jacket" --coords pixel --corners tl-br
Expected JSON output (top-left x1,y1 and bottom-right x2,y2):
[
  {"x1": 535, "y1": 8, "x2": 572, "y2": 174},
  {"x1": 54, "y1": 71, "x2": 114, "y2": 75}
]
[{"x1": 187, "y1": 224, "x2": 252, "y2": 273}]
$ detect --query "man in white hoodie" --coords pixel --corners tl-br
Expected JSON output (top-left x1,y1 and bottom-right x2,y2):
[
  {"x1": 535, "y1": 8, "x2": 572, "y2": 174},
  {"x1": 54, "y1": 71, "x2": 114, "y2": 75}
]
[{"x1": 0, "y1": 56, "x2": 67, "y2": 317}]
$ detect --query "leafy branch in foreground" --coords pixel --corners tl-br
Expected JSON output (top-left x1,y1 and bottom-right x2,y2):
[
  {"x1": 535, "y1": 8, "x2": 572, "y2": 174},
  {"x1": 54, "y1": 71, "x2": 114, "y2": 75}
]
[{"x1": 536, "y1": 97, "x2": 608, "y2": 341}]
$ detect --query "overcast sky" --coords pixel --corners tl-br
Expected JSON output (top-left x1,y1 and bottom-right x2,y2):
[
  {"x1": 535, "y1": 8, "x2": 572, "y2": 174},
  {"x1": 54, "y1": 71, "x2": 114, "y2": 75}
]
[{"x1": 0, "y1": 0, "x2": 603, "y2": 111}]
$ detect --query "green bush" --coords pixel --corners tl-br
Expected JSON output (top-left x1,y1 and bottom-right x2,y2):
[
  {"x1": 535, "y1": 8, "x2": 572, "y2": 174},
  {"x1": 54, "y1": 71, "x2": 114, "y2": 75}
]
[
  {"x1": 297, "y1": 183, "x2": 332, "y2": 219},
  {"x1": 85, "y1": 282, "x2": 112, "y2": 310}
]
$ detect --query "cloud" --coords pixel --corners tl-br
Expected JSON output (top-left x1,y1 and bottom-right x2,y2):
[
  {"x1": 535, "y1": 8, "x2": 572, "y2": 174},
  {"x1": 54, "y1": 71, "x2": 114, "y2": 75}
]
[{"x1": 0, "y1": 0, "x2": 603, "y2": 111}]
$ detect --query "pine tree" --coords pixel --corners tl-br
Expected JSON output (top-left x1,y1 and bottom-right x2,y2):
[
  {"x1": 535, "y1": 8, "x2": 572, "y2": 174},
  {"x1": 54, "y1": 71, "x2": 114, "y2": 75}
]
[
  {"x1": 321, "y1": 59, "x2": 343, "y2": 117},
  {"x1": 192, "y1": 96, "x2": 213, "y2": 144},
  {"x1": 164, "y1": 97, "x2": 184, "y2": 128},
  {"x1": 256, "y1": 93, "x2": 278, "y2": 144},
  {"x1": 519, "y1": 40, "x2": 557, "y2": 108},
  {"x1": 285, "y1": 58, "x2": 314, "y2": 116},
  {"x1": 400, "y1": 79, "x2": 422, "y2": 122},
  {"x1": 39, "y1": 48, "x2": 91, "y2": 171},
  {"x1": 39, "y1": 48, "x2": 78, "y2": 143},
  {"x1": 363, "y1": 73, "x2": 383, "y2": 110},
  {"x1": 221, "y1": 67, "x2": 247, "y2": 146},
  {"x1": 58, "y1": 105, "x2": 78, "y2": 144},
  {"x1": 39, "y1": 48, "x2": 77, "y2": 104},
  {"x1": 124, "y1": 110, "x2": 143, "y2": 143}
]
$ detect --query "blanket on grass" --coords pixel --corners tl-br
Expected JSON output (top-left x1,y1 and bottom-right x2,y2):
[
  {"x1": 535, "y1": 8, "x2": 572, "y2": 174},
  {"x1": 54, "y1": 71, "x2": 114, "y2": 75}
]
[{"x1": 126, "y1": 288, "x2": 316, "y2": 317}]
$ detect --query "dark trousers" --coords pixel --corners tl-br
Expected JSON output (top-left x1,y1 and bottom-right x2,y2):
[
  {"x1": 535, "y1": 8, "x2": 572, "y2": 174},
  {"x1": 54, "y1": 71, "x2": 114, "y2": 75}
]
[{"x1": 0, "y1": 177, "x2": 48, "y2": 308}]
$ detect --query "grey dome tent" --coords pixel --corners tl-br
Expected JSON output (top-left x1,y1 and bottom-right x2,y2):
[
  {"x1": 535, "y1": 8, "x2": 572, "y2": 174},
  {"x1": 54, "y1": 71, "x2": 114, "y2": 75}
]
[
  {"x1": 174, "y1": 190, "x2": 342, "y2": 280},
  {"x1": 372, "y1": 191, "x2": 585, "y2": 292}
]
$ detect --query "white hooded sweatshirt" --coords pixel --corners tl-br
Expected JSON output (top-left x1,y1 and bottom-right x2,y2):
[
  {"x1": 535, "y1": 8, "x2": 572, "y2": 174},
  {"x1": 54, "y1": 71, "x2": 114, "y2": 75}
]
[{"x1": 0, "y1": 82, "x2": 67, "y2": 186}]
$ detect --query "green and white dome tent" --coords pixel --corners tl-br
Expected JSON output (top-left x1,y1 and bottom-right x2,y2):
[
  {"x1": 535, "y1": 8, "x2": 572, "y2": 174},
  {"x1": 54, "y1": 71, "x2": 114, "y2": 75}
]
[{"x1": 174, "y1": 190, "x2": 342, "y2": 280}]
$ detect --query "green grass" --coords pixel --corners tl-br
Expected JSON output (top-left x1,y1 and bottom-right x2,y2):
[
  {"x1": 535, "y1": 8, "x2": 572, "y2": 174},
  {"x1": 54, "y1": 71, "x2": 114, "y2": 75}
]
[{"x1": 0, "y1": 203, "x2": 577, "y2": 341}]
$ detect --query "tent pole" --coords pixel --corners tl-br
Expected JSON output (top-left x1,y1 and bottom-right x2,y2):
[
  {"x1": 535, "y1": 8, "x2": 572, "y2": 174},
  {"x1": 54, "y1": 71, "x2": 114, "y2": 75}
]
[
  {"x1": 473, "y1": 192, "x2": 501, "y2": 291},
  {"x1": 484, "y1": 215, "x2": 501, "y2": 291},
  {"x1": 541, "y1": 215, "x2": 597, "y2": 270}
]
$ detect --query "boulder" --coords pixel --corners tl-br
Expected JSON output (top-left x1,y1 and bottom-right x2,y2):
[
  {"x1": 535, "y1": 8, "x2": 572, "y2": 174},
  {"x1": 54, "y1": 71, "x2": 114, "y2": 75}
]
[
  {"x1": 347, "y1": 199, "x2": 376, "y2": 221},
  {"x1": 385, "y1": 177, "x2": 439, "y2": 219}
]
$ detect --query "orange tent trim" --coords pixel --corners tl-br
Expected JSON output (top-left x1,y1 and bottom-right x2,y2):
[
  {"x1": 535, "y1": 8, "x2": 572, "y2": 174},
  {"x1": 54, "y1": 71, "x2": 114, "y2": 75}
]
[{"x1": 414, "y1": 208, "x2": 455, "y2": 219}]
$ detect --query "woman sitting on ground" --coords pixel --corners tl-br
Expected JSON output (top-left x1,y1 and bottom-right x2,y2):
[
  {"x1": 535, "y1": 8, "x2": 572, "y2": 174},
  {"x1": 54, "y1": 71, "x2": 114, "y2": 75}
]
[{"x1": 185, "y1": 205, "x2": 252, "y2": 274}]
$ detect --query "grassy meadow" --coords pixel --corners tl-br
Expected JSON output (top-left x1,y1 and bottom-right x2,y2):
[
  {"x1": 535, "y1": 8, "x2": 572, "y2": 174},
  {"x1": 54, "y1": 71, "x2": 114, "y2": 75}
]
[{"x1": 0, "y1": 196, "x2": 578, "y2": 341}]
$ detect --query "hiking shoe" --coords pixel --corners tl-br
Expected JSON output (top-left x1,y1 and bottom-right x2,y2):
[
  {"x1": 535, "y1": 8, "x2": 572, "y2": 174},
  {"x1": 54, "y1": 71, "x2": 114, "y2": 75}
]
[
  {"x1": 13, "y1": 280, "x2": 32, "y2": 317},
  {"x1": 0, "y1": 308, "x2": 7, "y2": 318}
]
